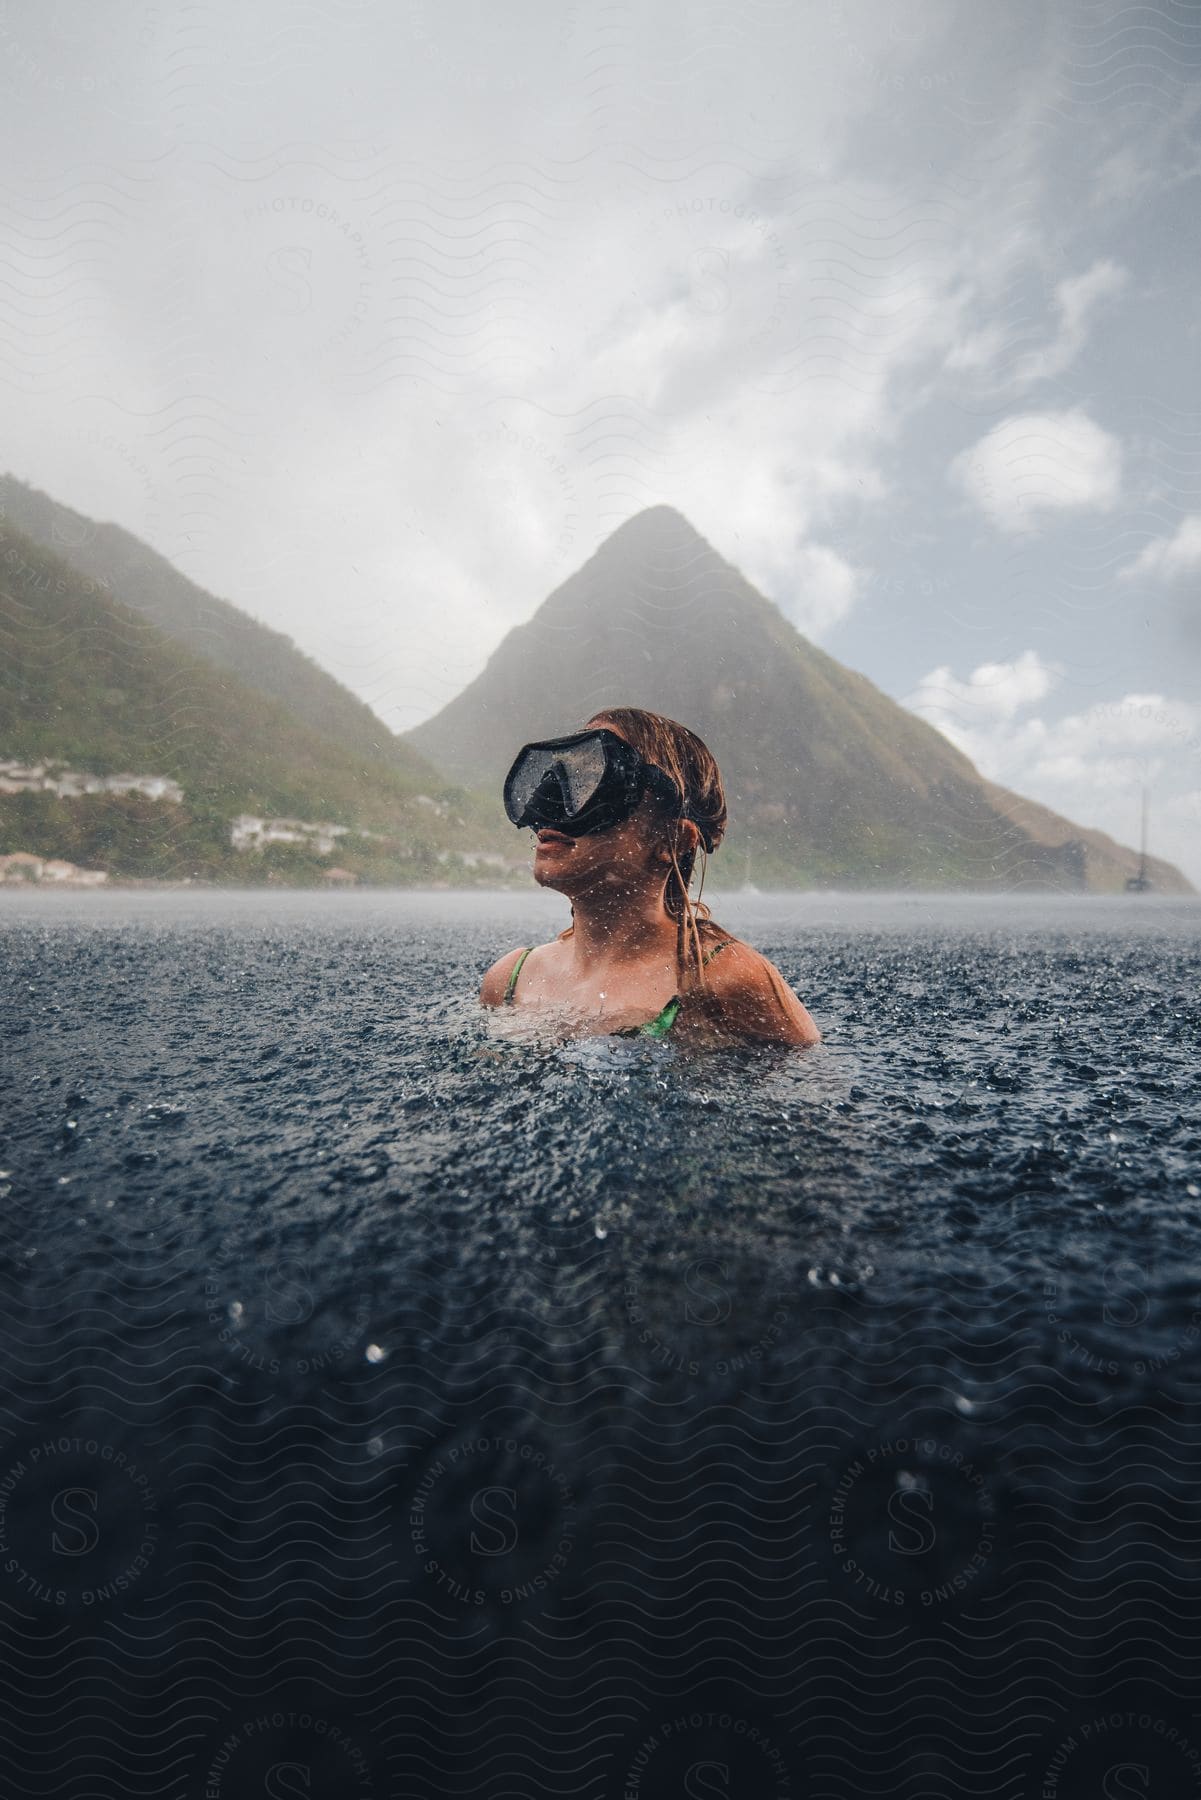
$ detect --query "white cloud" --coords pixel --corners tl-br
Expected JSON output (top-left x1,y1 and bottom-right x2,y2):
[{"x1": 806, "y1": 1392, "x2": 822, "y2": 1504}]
[
  {"x1": 943, "y1": 258, "x2": 1128, "y2": 389},
  {"x1": 1092, "y1": 146, "x2": 1148, "y2": 208},
  {"x1": 907, "y1": 650, "x2": 1058, "y2": 723},
  {"x1": 1012, "y1": 259, "x2": 1128, "y2": 386},
  {"x1": 950, "y1": 409, "x2": 1123, "y2": 534},
  {"x1": 903, "y1": 652, "x2": 1059, "y2": 780},
  {"x1": 777, "y1": 542, "x2": 864, "y2": 638},
  {"x1": 1057, "y1": 259, "x2": 1127, "y2": 338},
  {"x1": 1119, "y1": 513, "x2": 1201, "y2": 582},
  {"x1": 944, "y1": 321, "x2": 1011, "y2": 375}
]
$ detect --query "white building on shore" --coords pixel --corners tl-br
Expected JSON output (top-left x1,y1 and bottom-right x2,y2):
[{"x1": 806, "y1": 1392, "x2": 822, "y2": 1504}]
[
  {"x1": 230, "y1": 814, "x2": 350, "y2": 855},
  {"x1": 0, "y1": 760, "x2": 183, "y2": 803},
  {"x1": 0, "y1": 852, "x2": 108, "y2": 885}
]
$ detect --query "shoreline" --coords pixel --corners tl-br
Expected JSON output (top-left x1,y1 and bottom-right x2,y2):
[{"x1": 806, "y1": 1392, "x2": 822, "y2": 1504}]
[{"x1": 1, "y1": 880, "x2": 1196, "y2": 902}]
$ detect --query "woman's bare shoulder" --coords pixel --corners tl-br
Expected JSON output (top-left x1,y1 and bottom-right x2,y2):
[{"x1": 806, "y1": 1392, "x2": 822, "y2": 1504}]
[
  {"x1": 696, "y1": 935, "x2": 821, "y2": 1045},
  {"x1": 479, "y1": 944, "x2": 533, "y2": 1008}
]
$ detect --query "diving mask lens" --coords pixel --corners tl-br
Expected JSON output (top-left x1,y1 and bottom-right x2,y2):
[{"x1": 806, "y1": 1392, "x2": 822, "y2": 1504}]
[{"x1": 503, "y1": 729, "x2": 641, "y2": 836}]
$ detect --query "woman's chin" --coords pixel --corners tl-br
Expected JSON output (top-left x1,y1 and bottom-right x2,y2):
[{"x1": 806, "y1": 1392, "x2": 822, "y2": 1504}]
[{"x1": 532, "y1": 860, "x2": 568, "y2": 891}]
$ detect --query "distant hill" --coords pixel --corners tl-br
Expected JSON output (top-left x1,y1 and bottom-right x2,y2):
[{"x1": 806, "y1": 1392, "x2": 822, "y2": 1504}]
[
  {"x1": 0, "y1": 473, "x2": 434, "y2": 788},
  {"x1": 407, "y1": 506, "x2": 1192, "y2": 894},
  {"x1": 0, "y1": 520, "x2": 510, "y2": 883}
]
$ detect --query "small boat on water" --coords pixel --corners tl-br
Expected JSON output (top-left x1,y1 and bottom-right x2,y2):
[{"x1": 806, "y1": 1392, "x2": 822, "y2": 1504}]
[{"x1": 1125, "y1": 787, "x2": 1153, "y2": 893}]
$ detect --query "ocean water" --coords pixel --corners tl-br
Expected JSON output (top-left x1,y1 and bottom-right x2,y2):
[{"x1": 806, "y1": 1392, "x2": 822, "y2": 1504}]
[{"x1": 1, "y1": 887, "x2": 1199, "y2": 1798}]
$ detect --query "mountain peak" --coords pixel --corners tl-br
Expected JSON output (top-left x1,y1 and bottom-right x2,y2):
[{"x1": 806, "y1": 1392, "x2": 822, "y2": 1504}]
[
  {"x1": 598, "y1": 505, "x2": 718, "y2": 556},
  {"x1": 406, "y1": 515, "x2": 1193, "y2": 893},
  {"x1": 611, "y1": 503, "x2": 704, "y2": 532}
]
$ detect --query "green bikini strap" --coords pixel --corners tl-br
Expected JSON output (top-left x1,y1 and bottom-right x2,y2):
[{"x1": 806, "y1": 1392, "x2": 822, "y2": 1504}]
[
  {"x1": 638, "y1": 993, "x2": 682, "y2": 1038},
  {"x1": 637, "y1": 940, "x2": 733, "y2": 1037},
  {"x1": 701, "y1": 936, "x2": 733, "y2": 969},
  {"x1": 504, "y1": 946, "x2": 532, "y2": 1003}
]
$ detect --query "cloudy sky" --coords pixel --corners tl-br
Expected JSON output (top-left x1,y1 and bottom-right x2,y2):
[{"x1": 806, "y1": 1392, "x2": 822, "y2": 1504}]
[{"x1": 2, "y1": 0, "x2": 1199, "y2": 879}]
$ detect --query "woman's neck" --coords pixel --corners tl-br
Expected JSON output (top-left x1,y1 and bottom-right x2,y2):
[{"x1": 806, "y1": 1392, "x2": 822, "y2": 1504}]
[{"x1": 565, "y1": 879, "x2": 679, "y2": 969}]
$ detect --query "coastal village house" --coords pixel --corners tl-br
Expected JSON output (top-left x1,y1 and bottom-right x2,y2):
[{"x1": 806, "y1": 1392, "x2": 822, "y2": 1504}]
[
  {"x1": 0, "y1": 759, "x2": 178, "y2": 886},
  {"x1": 0, "y1": 760, "x2": 184, "y2": 803},
  {"x1": 230, "y1": 815, "x2": 350, "y2": 855},
  {"x1": 0, "y1": 852, "x2": 107, "y2": 885},
  {"x1": 2, "y1": 762, "x2": 526, "y2": 884}
]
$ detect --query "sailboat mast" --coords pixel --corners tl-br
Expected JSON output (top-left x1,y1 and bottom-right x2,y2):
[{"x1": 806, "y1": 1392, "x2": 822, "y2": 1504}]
[{"x1": 1125, "y1": 786, "x2": 1152, "y2": 892}]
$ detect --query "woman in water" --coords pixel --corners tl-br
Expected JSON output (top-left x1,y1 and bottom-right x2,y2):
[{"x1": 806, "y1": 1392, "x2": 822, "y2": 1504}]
[{"x1": 480, "y1": 708, "x2": 821, "y2": 1047}]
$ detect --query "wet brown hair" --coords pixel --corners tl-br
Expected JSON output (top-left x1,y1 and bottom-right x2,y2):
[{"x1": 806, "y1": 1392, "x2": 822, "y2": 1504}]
[{"x1": 561, "y1": 706, "x2": 731, "y2": 987}]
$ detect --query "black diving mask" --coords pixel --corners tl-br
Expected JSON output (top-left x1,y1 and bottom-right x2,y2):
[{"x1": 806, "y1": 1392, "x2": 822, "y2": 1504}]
[{"x1": 503, "y1": 727, "x2": 713, "y2": 849}]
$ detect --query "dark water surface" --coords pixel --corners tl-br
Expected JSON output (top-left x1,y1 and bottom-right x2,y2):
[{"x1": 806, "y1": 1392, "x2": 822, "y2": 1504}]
[{"x1": 1, "y1": 888, "x2": 1199, "y2": 1798}]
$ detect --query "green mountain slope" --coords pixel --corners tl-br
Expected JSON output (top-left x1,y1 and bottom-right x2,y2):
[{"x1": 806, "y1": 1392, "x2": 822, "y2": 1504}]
[
  {"x1": 0, "y1": 472, "x2": 434, "y2": 787},
  {"x1": 0, "y1": 521, "x2": 506, "y2": 882},
  {"x1": 407, "y1": 506, "x2": 1192, "y2": 893}
]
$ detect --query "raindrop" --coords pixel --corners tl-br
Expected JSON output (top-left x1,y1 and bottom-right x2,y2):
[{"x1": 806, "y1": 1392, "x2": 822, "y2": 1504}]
[{"x1": 365, "y1": 1343, "x2": 387, "y2": 1364}]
